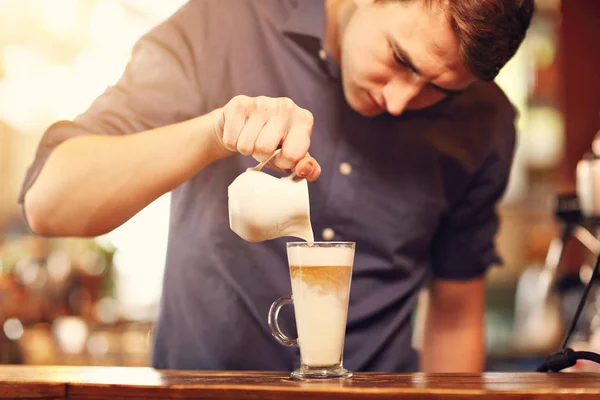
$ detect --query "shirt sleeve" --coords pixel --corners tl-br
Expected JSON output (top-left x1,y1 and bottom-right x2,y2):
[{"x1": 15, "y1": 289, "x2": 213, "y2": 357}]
[
  {"x1": 18, "y1": 2, "x2": 203, "y2": 204},
  {"x1": 429, "y1": 108, "x2": 517, "y2": 281}
]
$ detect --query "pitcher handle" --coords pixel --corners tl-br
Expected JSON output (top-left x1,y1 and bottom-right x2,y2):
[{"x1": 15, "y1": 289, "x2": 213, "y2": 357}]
[
  {"x1": 249, "y1": 149, "x2": 298, "y2": 180},
  {"x1": 251, "y1": 149, "x2": 280, "y2": 171}
]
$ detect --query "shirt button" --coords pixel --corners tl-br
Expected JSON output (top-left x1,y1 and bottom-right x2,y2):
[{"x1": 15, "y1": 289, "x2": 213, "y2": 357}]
[
  {"x1": 322, "y1": 228, "x2": 335, "y2": 241},
  {"x1": 318, "y1": 48, "x2": 327, "y2": 61},
  {"x1": 339, "y1": 162, "x2": 352, "y2": 176}
]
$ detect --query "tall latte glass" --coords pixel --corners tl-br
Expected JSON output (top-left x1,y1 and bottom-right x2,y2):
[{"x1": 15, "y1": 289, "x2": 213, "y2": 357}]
[{"x1": 268, "y1": 242, "x2": 355, "y2": 380}]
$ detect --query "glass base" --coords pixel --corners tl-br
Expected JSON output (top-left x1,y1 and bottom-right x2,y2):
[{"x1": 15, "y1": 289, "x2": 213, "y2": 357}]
[{"x1": 290, "y1": 364, "x2": 352, "y2": 380}]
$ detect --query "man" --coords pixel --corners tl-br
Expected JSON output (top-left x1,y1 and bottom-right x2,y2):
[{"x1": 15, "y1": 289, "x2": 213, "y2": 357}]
[{"x1": 20, "y1": 0, "x2": 534, "y2": 372}]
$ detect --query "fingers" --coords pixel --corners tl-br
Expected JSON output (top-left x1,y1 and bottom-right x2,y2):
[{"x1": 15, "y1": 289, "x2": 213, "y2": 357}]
[
  {"x1": 253, "y1": 116, "x2": 285, "y2": 162},
  {"x1": 236, "y1": 114, "x2": 266, "y2": 155},
  {"x1": 274, "y1": 109, "x2": 313, "y2": 170},
  {"x1": 219, "y1": 95, "x2": 319, "y2": 179},
  {"x1": 294, "y1": 155, "x2": 321, "y2": 181},
  {"x1": 276, "y1": 128, "x2": 310, "y2": 170},
  {"x1": 221, "y1": 96, "x2": 250, "y2": 151}
]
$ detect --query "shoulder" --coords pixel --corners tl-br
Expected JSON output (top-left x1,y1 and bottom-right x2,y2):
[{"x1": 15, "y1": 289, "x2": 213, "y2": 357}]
[
  {"x1": 131, "y1": 0, "x2": 296, "y2": 69},
  {"x1": 412, "y1": 81, "x2": 517, "y2": 183},
  {"x1": 460, "y1": 81, "x2": 517, "y2": 130},
  {"x1": 438, "y1": 81, "x2": 517, "y2": 157},
  {"x1": 467, "y1": 82, "x2": 517, "y2": 162},
  {"x1": 453, "y1": 83, "x2": 518, "y2": 184},
  {"x1": 438, "y1": 81, "x2": 516, "y2": 131},
  {"x1": 140, "y1": 0, "x2": 297, "y2": 59},
  {"x1": 158, "y1": 0, "x2": 295, "y2": 33}
]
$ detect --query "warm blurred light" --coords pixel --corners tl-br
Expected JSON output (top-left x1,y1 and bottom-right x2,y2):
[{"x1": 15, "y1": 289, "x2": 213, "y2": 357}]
[
  {"x1": 79, "y1": 249, "x2": 107, "y2": 275},
  {"x1": 0, "y1": 51, "x2": 128, "y2": 134},
  {"x1": 2, "y1": 45, "x2": 47, "y2": 78},
  {"x1": 0, "y1": 46, "x2": 49, "y2": 132},
  {"x1": 122, "y1": 330, "x2": 147, "y2": 354},
  {"x1": 90, "y1": 0, "x2": 127, "y2": 48},
  {"x1": 0, "y1": 66, "x2": 69, "y2": 133},
  {"x1": 534, "y1": 36, "x2": 557, "y2": 69},
  {"x1": 524, "y1": 106, "x2": 564, "y2": 169},
  {"x1": 3, "y1": 318, "x2": 24, "y2": 341},
  {"x1": 109, "y1": 193, "x2": 170, "y2": 321},
  {"x1": 47, "y1": 250, "x2": 72, "y2": 282},
  {"x1": 496, "y1": 44, "x2": 532, "y2": 204},
  {"x1": 95, "y1": 235, "x2": 116, "y2": 253},
  {"x1": 95, "y1": 297, "x2": 120, "y2": 324},
  {"x1": 580, "y1": 263, "x2": 594, "y2": 285},
  {"x1": 117, "y1": 0, "x2": 188, "y2": 22},
  {"x1": 79, "y1": 363, "x2": 163, "y2": 384},
  {"x1": 86, "y1": 332, "x2": 109, "y2": 356},
  {"x1": 496, "y1": 46, "x2": 531, "y2": 118},
  {"x1": 73, "y1": 47, "x2": 126, "y2": 88},
  {"x1": 41, "y1": 65, "x2": 78, "y2": 119},
  {"x1": 53, "y1": 317, "x2": 88, "y2": 354},
  {"x1": 42, "y1": 0, "x2": 78, "y2": 34},
  {"x1": 14, "y1": 259, "x2": 40, "y2": 286},
  {"x1": 39, "y1": 50, "x2": 125, "y2": 123},
  {"x1": 0, "y1": 1, "x2": 175, "y2": 323},
  {"x1": 535, "y1": 0, "x2": 561, "y2": 12}
]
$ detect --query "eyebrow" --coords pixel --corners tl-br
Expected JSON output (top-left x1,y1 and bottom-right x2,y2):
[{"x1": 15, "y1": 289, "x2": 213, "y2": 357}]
[{"x1": 387, "y1": 34, "x2": 465, "y2": 97}]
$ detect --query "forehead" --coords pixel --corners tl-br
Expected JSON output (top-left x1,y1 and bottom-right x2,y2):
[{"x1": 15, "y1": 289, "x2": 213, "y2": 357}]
[{"x1": 374, "y1": 1, "x2": 474, "y2": 86}]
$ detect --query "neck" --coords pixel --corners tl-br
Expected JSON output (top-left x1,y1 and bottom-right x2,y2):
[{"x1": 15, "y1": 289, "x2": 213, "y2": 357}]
[{"x1": 324, "y1": 0, "x2": 356, "y2": 64}]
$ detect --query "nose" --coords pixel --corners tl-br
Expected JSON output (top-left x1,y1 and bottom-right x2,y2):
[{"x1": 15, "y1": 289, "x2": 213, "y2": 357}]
[{"x1": 382, "y1": 78, "x2": 422, "y2": 116}]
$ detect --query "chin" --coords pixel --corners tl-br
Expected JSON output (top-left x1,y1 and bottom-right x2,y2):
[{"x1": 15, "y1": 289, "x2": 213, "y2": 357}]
[
  {"x1": 343, "y1": 89, "x2": 384, "y2": 117},
  {"x1": 354, "y1": 107, "x2": 384, "y2": 117},
  {"x1": 352, "y1": 100, "x2": 386, "y2": 117}
]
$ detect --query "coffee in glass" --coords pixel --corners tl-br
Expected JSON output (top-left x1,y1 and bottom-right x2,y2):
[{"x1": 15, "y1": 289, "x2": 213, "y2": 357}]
[{"x1": 268, "y1": 241, "x2": 355, "y2": 380}]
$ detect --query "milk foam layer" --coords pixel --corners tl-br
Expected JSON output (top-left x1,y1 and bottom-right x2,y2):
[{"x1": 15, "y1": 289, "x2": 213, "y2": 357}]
[{"x1": 287, "y1": 246, "x2": 355, "y2": 267}]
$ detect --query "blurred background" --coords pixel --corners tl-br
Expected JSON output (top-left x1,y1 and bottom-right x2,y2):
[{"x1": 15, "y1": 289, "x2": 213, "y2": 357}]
[{"x1": 0, "y1": 0, "x2": 599, "y2": 372}]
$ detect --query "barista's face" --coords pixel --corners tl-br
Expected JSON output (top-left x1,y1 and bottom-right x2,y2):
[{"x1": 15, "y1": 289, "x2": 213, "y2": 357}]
[{"x1": 339, "y1": 0, "x2": 476, "y2": 117}]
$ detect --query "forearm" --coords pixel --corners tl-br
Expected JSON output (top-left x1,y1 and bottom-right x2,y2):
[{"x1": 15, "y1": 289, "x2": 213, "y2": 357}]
[
  {"x1": 420, "y1": 279, "x2": 485, "y2": 373},
  {"x1": 25, "y1": 109, "x2": 228, "y2": 237},
  {"x1": 421, "y1": 307, "x2": 484, "y2": 372}
]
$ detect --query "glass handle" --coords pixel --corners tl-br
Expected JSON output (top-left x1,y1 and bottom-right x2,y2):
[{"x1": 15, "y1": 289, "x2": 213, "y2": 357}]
[{"x1": 268, "y1": 296, "x2": 297, "y2": 347}]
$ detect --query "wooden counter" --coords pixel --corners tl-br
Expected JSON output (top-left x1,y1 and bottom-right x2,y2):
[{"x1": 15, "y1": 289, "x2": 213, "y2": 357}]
[{"x1": 1, "y1": 365, "x2": 599, "y2": 399}]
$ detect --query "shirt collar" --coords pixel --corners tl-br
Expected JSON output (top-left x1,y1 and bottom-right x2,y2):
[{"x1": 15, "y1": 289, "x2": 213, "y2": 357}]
[
  {"x1": 280, "y1": 0, "x2": 326, "y2": 43},
  {"x1": 279, "y1": 0, "x2": 341, "y2": 80}
]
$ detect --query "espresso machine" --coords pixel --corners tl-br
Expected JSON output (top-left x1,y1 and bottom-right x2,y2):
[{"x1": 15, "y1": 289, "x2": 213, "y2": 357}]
[{"x1": 513, "y1": 130, "x2": 600, "y2": 371}]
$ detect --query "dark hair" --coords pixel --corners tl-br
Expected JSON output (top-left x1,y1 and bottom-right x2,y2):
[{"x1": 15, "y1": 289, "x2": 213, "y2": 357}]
[
  {"x1": 388, "y1": 0, "x2": 535, "y2": 81},
  {"x1": 444, "y1": 0, "x2": 534, "y2": 81}
]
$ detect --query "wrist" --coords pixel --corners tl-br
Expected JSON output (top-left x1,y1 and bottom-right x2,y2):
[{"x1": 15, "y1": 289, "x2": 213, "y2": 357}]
[
  {"x1": 206, "y1": 107, "x2": 234, "y2": 160},
  {"x1": 191, "y1": 108, "x2": 233, "y2": 162}
]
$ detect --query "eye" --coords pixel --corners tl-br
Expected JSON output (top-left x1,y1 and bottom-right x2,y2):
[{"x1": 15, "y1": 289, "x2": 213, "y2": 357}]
[{"x1": 392, "y1": 50, "x2": 406, "y2": 68}]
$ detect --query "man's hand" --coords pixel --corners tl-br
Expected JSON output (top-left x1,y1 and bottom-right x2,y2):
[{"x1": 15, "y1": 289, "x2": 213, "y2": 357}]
[{"x1": 214, "y1": 95, "x2": 321, "y2": 181}]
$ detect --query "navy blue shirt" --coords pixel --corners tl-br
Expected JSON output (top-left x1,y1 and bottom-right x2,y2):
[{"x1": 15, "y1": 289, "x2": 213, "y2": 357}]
[{"x1": 20, "y1": 0, "x2": 517, "y2": 372}]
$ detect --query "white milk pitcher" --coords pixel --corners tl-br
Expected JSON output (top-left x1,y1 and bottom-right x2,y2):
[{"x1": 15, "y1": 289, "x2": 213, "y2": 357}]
[{"x1": 228, "y1": 150, "x2": 314, "y2": 243}]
